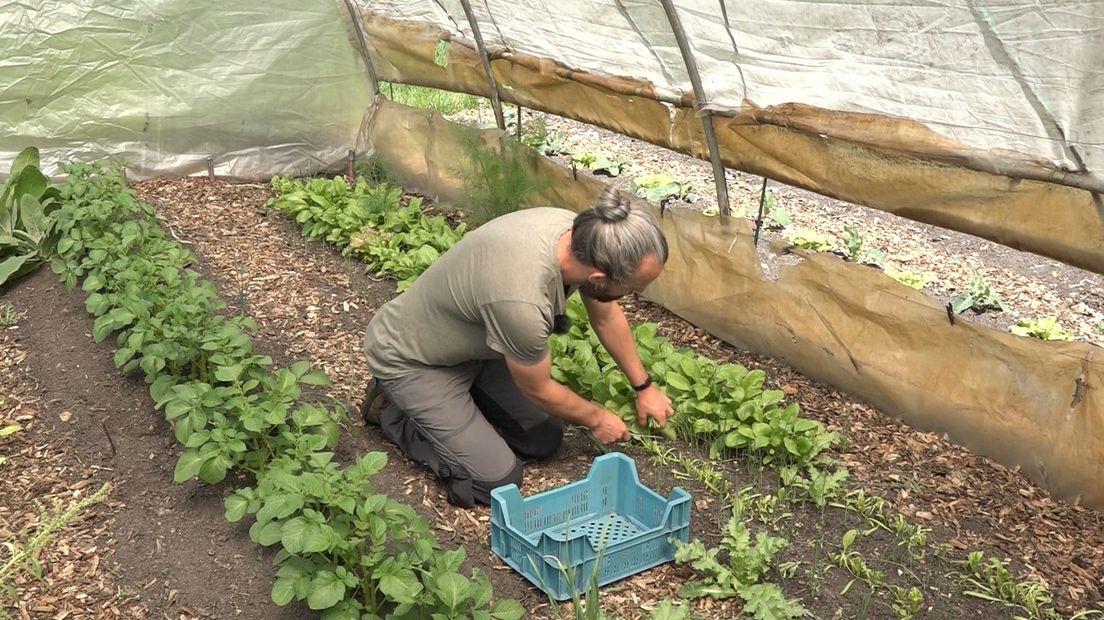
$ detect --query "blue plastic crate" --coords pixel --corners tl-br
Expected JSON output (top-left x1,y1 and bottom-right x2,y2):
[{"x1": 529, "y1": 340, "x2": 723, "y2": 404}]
[{"x1": 489, "y1": 452, "x2": 691, "y2": 601}]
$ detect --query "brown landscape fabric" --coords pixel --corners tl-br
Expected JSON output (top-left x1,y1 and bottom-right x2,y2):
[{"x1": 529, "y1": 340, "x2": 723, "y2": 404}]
[
  {"x1": 364, "y1": 99, "x2": 1104, "y2": 510},
  {"x1": 355, "y1": 13, "x2": 1104, "y2": 276}
]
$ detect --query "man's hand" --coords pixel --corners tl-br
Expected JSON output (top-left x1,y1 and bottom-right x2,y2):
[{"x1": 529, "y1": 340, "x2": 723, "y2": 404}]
[
  {"x1": 589, "y1": 409, "x2": 630, "y2": 443},
  {"x1": 636, "y1": 384, "x2": 674, "y2": 427}
]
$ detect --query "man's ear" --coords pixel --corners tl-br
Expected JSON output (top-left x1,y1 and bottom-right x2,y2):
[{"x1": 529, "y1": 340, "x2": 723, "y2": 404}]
[{"x1": 585, "y1": 270, "x2": 608, "y2": 285}]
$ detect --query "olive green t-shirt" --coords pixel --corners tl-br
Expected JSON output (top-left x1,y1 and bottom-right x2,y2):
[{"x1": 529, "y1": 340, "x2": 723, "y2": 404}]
[{"x1": 363, "y1": 207, "x2": 576, "y2": 379}]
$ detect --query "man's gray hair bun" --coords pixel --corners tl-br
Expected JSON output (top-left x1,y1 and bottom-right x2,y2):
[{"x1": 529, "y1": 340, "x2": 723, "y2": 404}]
[{"x1": 571, "y1": 186, "x2": 669, "y2": 284}]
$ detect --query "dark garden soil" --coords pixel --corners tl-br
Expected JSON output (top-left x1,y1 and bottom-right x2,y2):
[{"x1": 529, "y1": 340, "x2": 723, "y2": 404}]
[{"x1": 4, "y1": 169, "x2": 1103, "y2": 619}]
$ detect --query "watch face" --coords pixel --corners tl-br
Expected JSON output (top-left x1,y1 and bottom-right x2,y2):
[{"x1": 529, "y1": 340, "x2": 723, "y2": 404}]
[{"x1": 552, "y1": 313, "x2": 572, "y2": 335}]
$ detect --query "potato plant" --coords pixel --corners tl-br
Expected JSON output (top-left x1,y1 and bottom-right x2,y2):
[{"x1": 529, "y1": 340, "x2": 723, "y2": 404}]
[{"x1": 53, "y1": 163, "x2": 522, "y2": 618}]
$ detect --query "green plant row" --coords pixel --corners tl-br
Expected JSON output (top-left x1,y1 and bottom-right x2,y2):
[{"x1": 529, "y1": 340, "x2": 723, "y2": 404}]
[
  {"x1": 269, "y1": 176, "x2": 465, "y2": 291},
  {"x1": 550, "y1": 298, "x2": 837, "y2": 467},
  {"x1": 52, "y1": 163, "x2": 523, "y2": 619}
]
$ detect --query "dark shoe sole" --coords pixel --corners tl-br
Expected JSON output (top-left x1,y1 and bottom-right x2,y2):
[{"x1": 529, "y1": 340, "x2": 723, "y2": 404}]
[{"x1": 359, "y1": 378, "x2": 390, "y2": 427}]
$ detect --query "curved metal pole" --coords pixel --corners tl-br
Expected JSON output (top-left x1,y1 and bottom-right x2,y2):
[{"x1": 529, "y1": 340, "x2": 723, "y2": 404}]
[
  {"x1": 341, "y1": 0, "x2": 379, "y2": 96},
  {"x1": 457, "y1": 0, "x2": 506, "y2": 130},
  {"x1": 658, "y1": 0, "x2": 731, "y2": 217}
]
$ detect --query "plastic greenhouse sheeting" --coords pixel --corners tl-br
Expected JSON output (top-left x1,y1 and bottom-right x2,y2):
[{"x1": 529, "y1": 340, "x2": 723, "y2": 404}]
[
  {"x1": 363, "y1": 0, "x2": 1104, "y2": 175},
  {"x1": 0, "y1": 0, "x2": 372, "y2": 179}
]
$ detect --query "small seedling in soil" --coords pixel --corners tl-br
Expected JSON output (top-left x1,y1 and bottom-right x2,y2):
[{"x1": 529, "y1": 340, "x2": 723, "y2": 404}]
[
  {"x1": 841, "y1": 226, "x2": 886, "y2": 267},
  {"x1": 832, "y1": 529, "x2": 885, "y2": 595},
  {"x1": 0, "y1": 301, "x2": 22, "y2": 326},
  {"x1": 786, "y1": 229, "x2": 835, "y2": 253},
  {"x1": 520, "y1": 116, "x2": 571, "y2": 156},
  {"x1": 951, "y1": 274, "x2": 1008, "y2": 315},
  {"x1": 885, "y1": 269, "x2": 938, "y2": 290},
  {"x1": 571, "y1": 150, "x2": 628, "y2": 177},
  {"x1": 1009, "y1": 316, "x2": 1074, "y2": 341},
  {"x1": 760, "y1": 189, "x2": 790, "y2": 230},
  {"x1": 630, "y1": 173, "x2": 693, "y2": 206},
  {"x1": 956, "y1": 551, "x2": 1083, "y2": 619},
  {"x1": 891, "y1": 586, "x2": 925, "y2": 619},
  {"x1": 891, "y1": 515, "x2": 930, "y2": 561}
]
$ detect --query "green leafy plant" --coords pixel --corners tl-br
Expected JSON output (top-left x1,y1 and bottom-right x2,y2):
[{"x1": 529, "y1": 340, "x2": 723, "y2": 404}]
[
  {"x1": 891, "y1": 586, "x2": 924, "y2": 619},
  {"x1": 550, "y1": 297, "x2": 837, "y2": 467},
  {"x1": 54, "y1": 162, "x2": 521, "y2": 616},
  {"x1": 831, "y1": 529, "x2": 884, "y2": 595},
  {"x1": 269, "y1": 176, "x2": 466, "y2": 291},
  {"x1": 786, "y1": 229, "x2": 835, "y2": 253},
  {"x1": 829, "y1": 489, "x2": 890, "y2": 533},
  {"x1": 571, "y1": 150, "x2": 629, "y2": 177},
  {"x1": 630, "y1": 173, "x2": 694, "y2": 206},
  {"x1": 885, "y1": 269, "x2": 937, "y2": 290},
  {"x1": 1009, "y1": 316, "x2": 1074, "y2": 341},
  {"x1": 891, "y1": 515, "x2": 930, "y2": 561},
  {"x1": 453, "y1": 126, "x2": 552, "y2": 225},
  {"x1": 673, "y1": 510, "x2": 806, "y2": 619},
  {"x1": 951, "y1": 274, "x2": 1008, "y2": 315},
  {"x1": 519, "y1": 116, "x2": 572, "y2": 157},
  {"x1": 0, "y1": 482, "x2": 111, "y2": 611},
  {"x1": 956, "y1": 552, "x2": 1089, "y2": 620},
  {"x1": 0, "y1": 301, "x2": 21, "y2": 327},
  {"x1": 841, "y1": 226, "x2": 886, "y2": 267},
  {"x1": 786, "y1": 466, "x2": 849, "y2": 508},
  {"x1": 1, "y1": 147, "x2": 62, "y2": 286},
  {"x1": 227, "y1": 452, "x2": 524, "y2": 618},
  {"x1": 759, "y1": 189, "x2": 789, "y2": 230}
]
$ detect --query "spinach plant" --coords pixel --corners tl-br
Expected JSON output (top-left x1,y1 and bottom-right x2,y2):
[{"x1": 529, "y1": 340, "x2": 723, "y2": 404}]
[{"x1": 551, "y1": 297, "x2": 836, "y2": 466}]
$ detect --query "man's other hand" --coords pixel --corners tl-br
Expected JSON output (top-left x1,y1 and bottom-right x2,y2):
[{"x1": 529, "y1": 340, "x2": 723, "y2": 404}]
[
  {"x1": 589, "y1": 409, "x2": 630, "y2": 443},
  {"x1": 636, "y1": 385, "x2": 674, "y2": 427}
]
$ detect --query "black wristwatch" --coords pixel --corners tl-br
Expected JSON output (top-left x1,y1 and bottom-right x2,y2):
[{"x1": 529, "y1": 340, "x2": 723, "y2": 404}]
[{"x1": 631, "y1": 375, "x2": 653, "y2": 392}]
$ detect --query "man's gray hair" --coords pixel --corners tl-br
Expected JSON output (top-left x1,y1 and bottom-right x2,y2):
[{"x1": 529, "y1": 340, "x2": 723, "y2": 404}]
[{"x1": 571, "y1": 186, "x2": 669, "y2": 283}]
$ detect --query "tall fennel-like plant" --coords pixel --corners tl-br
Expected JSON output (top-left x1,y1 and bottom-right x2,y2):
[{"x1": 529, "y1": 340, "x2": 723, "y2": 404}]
[{"x1": 453, "y1": 126, "x2": 551, "y2": 225}]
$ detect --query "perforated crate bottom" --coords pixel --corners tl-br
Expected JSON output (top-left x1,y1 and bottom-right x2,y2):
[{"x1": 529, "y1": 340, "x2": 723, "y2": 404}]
[{"x1": 559, "y1": 512, "x2": 644, "y2": 549}]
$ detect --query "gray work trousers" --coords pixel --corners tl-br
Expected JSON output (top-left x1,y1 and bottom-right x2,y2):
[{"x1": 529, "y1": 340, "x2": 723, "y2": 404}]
[{"x1": 374, "y1": 359, "x2": 564, "y2": 507}]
